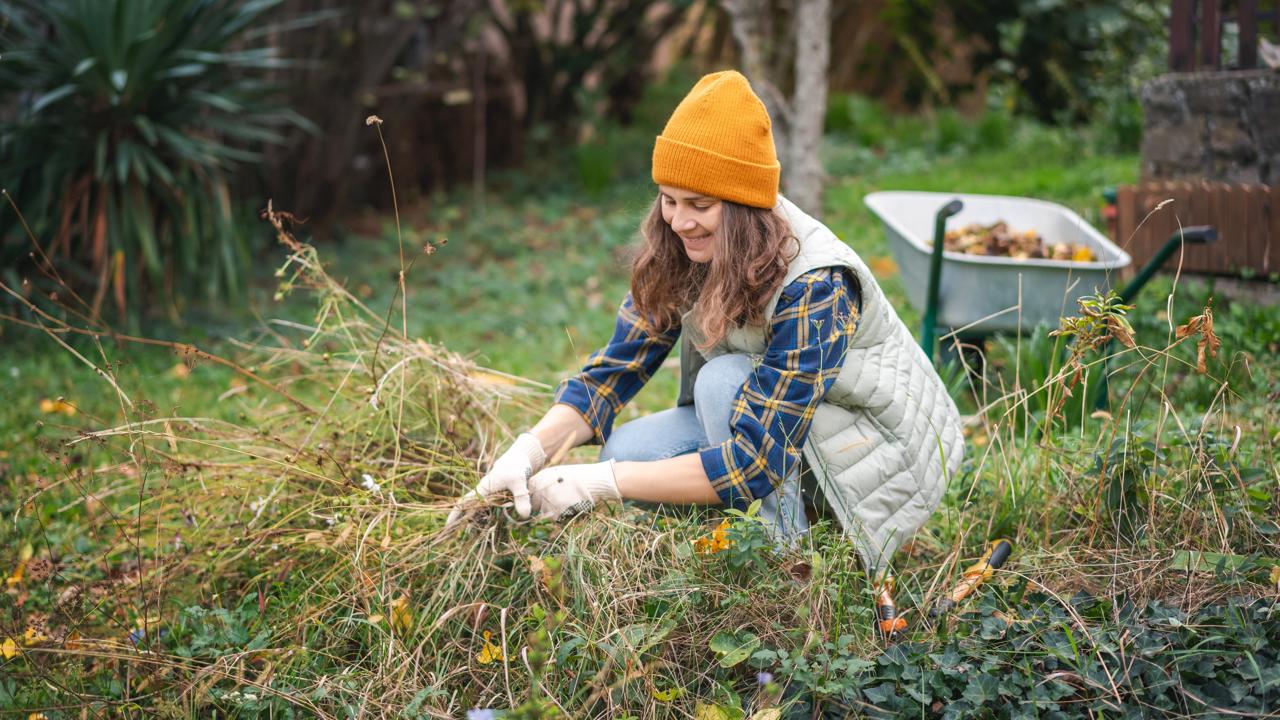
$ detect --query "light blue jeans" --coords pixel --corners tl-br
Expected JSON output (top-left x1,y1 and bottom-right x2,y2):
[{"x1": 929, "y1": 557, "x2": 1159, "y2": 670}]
[{"x1": 598, "y1": 353, "x2": 810, "y2": 546}]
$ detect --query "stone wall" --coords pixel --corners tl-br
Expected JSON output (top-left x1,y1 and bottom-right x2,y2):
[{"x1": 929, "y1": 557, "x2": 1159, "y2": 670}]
[{"x1": 1141, "y1": 70, "x2": 1280, "y2": 184}]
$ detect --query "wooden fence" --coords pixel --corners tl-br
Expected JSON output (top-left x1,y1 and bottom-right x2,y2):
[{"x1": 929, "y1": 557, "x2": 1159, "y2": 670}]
[
  {"x1": 1170, "y1": 0, "x2": 1280, "y2": 71},
  {"x1": 1113, "y1": 182, "x2": 1279, "y2": 276}
]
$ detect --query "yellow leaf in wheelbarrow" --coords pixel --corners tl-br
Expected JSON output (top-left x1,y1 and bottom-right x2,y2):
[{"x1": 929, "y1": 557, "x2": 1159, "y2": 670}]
[{"x1": 389, "y1": 595, "x2": 413, "y2": 634}]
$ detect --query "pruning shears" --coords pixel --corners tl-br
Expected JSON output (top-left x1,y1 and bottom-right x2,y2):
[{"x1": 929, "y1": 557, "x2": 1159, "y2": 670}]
[{"x1": 931, "y1": 539, "x2": 1014, "y2": 617}]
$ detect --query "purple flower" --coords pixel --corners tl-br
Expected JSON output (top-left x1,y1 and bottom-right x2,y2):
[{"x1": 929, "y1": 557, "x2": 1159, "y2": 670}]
[
  {"x1": 466, "y1": 710, "x2": 500, "y2": 720},
  {"x1": 757, "y1": 671, "x2": 774, "y2": 686}
]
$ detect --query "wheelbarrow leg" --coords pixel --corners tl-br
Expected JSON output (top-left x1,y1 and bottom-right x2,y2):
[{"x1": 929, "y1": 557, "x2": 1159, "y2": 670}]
[{"x1": 921, "y1": 199, "x2": 965, "y2": 362}]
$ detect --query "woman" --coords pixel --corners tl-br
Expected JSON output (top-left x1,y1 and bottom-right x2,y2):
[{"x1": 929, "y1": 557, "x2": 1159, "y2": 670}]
[{"x1": 448, "y1": 70, "x2": 963, "y2": 582}]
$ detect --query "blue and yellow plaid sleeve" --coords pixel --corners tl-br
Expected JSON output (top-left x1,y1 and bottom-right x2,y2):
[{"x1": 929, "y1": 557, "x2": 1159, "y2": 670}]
[
  {"x1": 553, "y1": 292, "x2": 681, "y2": 444},
  {"x1": 699, "y1": 267, "x2": 860, "y2": 510}
]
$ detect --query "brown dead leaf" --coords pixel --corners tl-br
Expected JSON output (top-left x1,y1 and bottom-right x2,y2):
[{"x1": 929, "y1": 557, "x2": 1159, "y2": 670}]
[
  {"x1": 1106, "y1": 316, "x2": 1136, "y2": 349},
  {"x1": 1175, "y1": 306, "x2": 1220, "y2": 374}
]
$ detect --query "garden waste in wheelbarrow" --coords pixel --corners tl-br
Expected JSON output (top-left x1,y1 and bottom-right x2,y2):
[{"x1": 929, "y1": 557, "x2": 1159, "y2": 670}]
[{"x1": 864, "y1": 191, "x2": 1131, "y2": 341}]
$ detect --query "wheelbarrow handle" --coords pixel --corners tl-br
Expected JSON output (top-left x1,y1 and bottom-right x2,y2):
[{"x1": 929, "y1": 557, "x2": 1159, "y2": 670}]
[
  {"x1": 921, "y1": 199, "x2": 965, "y2": 361},
  {"x1": 1117, "y1": 225, "x2": 1217, "y2": 305}
]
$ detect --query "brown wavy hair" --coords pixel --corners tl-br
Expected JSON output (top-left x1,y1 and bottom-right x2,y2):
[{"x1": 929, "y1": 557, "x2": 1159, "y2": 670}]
[{"x1": 630, "y1": 194, "x2": 798, "y2": 353}]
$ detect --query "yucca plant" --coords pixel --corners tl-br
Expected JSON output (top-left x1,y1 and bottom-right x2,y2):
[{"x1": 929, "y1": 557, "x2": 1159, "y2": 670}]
[{"x1": 0, "y1": 0, "x2": 310, "y2": 319}]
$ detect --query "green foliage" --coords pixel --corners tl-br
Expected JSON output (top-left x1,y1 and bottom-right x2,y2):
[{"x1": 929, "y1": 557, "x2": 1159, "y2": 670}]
[
  {"x1": 825, "y1": 94, "x2": 896, "y2": 148},
  {"x1": 887, "y1": 0, "x2": 1165, "y2": 127},
  {"x1": 0, "y1": 0, "x2": 310, "y2": 314},
  {"x1": 765, "y1": 593, "x2": 1280, "y2": 720}
]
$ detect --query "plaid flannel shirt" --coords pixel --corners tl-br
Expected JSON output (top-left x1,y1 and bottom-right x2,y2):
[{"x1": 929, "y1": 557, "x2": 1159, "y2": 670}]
[{"x1": 554, "y1": 267, "x2": 860, "y2": 510}]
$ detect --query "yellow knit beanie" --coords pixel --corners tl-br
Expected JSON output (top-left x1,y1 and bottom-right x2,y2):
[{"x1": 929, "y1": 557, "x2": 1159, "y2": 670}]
[{"x1": 652, "y1": 70, "x2": 780, "y2": 209}]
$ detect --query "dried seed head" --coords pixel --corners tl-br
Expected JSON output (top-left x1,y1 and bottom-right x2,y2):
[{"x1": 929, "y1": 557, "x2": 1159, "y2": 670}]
[{"x1": 366, "y1": 115, "x2": 383, "y2": 126}]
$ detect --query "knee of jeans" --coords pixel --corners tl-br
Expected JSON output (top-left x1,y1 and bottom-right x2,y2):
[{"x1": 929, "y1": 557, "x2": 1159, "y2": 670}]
[
  {"x1": 599, "y1": 425, "x2": 650, "y2": 463},
  {"x1": 693, "y1": 354, "x2": 754, "y2": 414}
]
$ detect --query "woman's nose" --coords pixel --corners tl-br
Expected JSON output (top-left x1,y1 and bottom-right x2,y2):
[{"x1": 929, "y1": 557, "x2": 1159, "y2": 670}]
[{"x1": 673, "y1": 209, "x2": 697, "y2": 231}]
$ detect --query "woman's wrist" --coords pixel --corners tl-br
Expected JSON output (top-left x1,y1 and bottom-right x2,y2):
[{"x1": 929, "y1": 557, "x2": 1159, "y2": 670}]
[
  {"x1": 529, "y1": 403, "x2": 596, "y2": 463},
  {"x1": 613, "y1": 455, "x2": 722, "y2": 505}
]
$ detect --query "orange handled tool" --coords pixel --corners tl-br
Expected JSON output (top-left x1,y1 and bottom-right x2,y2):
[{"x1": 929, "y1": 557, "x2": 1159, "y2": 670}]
[
  {"x1": 931, "y1": 539, "x2": 1013, "y2": 617},
  {"x1": 875, "y1": 575, "x2": 907, "y2": 640}
]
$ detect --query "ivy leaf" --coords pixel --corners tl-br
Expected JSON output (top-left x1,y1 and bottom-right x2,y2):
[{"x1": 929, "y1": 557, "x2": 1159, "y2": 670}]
[
  {"x1": 709, "y1": 631, "x2": 760, "y2": 668},
  {"x1": 962, "y1": 674, "x2": 998, "y2": 706}
]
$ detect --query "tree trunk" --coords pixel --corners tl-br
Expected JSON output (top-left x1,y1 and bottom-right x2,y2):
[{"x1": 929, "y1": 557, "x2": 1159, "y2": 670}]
[
  {"x1": 720, "y1": 0, "x2": 830, "y2": 219},
  {"x1": 786, "y1": 0, "x2": 829, "y2": 219}
]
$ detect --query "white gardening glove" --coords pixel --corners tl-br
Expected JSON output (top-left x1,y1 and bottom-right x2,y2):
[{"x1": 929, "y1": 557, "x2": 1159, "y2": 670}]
[
  {"x1": 528, "y1": 460, "x2": 621, "y2": 523},
  {"x1": 445, "y1": 433, "x2": 547, "y2": 527}
]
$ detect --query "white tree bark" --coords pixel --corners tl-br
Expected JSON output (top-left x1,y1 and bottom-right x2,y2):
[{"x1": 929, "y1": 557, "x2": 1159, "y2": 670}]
[{"x1": 720, "y1": 0, "x2": 830, "y2": 219}]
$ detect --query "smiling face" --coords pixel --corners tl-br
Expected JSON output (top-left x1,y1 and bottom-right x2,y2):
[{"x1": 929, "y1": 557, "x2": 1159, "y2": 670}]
[{"x1": 659, "y1": 185, "x2": 723, "y2": 264}]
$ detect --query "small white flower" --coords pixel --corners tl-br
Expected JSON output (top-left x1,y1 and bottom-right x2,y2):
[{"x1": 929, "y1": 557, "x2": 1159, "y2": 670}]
[
  {"x1": 361, "y1": 473, "x2": 381, "y2": 493},
  {"x1": 8, "y1": 367, "x2": 17, "y2": 378}
]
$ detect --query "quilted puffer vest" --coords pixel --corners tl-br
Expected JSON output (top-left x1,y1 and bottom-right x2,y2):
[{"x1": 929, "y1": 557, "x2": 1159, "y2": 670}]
[{"x1": 676, "y1": 196, "x2": 964, "y2": 571}]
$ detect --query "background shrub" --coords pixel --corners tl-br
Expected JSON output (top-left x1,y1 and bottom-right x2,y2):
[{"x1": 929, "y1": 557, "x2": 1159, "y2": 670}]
[{"x1": 0, "y1": 0, "x2": 310, "y2": 319}]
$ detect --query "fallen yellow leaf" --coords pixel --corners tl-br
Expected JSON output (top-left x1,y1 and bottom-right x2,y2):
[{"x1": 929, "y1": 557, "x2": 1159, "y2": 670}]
[
  {"x1": 389, "y1": 595, "x2": 413, "y2": 634},
  {"x1": 6, "y1": 560, "x2": 24, "y2": 587},
  {"x1": 476, "y1": 630, "x2": 505, "y2": 664},
  {"x1": 22, "y1": 627, "x2": 48, "y2": 645},
  {"x1": 367, "y1": 614, "x2": 384, "y2": 624},
  {"x1": 651, "y1": 686, "x2": 684, "y2": 702},
  {"x1": 171, "y1": 363, "x2": 191, "y2": 379},
  {"x1": 869, "y1": 255, "x2": 899, "y2": 277},
  {"x1": 694, "y1": 702, "x2": 734, "y2": 720},
  {"x1": 38, "y1": 399, "x2": 76, "y2": 416},
  {"x1": 1, "y1": 637, "x2": 17, "y2": 659}
]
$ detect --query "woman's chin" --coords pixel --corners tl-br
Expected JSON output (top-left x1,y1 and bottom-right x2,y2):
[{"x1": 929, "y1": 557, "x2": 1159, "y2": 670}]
[{"x1": 683, "y1": 246, "x2": 713, "y2": 263}]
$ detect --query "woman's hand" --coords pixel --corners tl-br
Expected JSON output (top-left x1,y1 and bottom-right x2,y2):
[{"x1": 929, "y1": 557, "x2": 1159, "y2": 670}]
[
  {"x1": 528, "y1": 460, "x2": 621, "y2": 522},
  {"x1": 445, "y1": 433, "x2": 547, "y2": 527}
]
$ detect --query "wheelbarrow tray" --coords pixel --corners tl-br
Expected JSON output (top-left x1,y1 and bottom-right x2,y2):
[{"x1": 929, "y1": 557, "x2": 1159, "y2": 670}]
[{"x1": 864, "y1": 191, "x2": 1131, "y2": 334}]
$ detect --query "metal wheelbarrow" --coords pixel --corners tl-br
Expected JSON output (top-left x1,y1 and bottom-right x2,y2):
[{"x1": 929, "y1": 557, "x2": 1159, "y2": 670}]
[{"x1": 863, "y1": 191, "x2": 1216, "y2": 361}]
